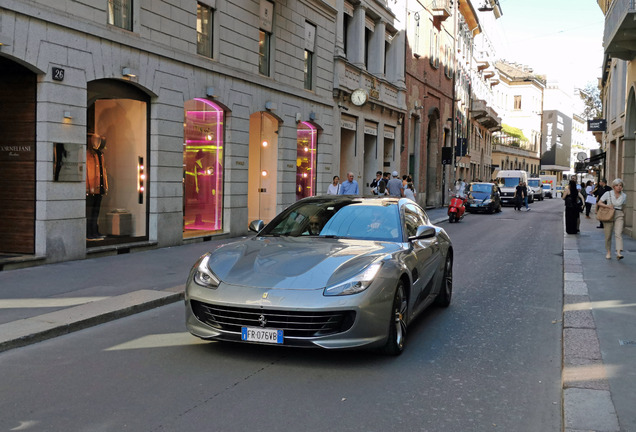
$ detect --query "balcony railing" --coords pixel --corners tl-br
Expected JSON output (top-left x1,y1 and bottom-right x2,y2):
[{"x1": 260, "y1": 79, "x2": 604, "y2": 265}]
[
  {"x1": 429, "y1": 0, "x2": 451, "y2": 21},
  {"x1": 604, "y1": 0, "x2": 636, "y2": 60}
]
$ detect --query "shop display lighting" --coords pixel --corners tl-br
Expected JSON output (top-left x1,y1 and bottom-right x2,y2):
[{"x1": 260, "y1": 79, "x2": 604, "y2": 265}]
[{"x1": 137, "y1": 156, "x2": 145, "y2": 204}]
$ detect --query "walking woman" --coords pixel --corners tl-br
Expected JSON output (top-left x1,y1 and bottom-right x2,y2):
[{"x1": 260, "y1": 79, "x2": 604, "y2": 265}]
[
  {"x1": 597, "y1": 178, "x2": 627, "y2": 259},
  {"x1": 562, "y1": 180, "x2": 584, "y2": 234},
  {"x1": 584, "y1": 180, "x2": 596, "y2": 218}
]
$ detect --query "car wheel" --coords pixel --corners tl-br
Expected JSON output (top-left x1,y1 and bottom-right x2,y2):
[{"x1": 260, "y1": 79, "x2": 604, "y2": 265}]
[
  {"x1": 435, "y1": 254, "x2": 453, "y2": 307},
  {"x1": 382, "y1": 280, "x2": 407, "y2": 356}
]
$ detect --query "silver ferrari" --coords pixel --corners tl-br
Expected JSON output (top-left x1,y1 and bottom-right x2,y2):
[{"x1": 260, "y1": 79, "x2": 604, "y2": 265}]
[{"x1": 185, "y1": 196, "x2": 453, "y2": 355}]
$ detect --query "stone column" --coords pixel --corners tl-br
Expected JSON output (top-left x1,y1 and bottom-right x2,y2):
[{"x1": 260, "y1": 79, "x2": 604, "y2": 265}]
[{"x1": 367, "y1": 20, "x2": 385, "y2": 77}]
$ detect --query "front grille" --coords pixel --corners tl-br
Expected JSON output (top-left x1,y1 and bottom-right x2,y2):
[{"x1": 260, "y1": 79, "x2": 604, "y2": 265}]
[{"x1": 191, "y1": 300, "x2": 356, "y2": 338}]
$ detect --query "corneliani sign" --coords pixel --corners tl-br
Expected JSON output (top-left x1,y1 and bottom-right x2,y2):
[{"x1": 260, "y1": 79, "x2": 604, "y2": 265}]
[
  {"x1": 0, "y1": 145, "x2": 33, "y2": 157},
  {"x1": 587, "y1": 119, "x2": 606, "y2": 132}
]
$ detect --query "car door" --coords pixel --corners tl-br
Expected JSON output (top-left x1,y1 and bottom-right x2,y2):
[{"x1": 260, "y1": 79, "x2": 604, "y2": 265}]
[{"x1": 403, "y1": 203, "x2": 441, "y2": 314}]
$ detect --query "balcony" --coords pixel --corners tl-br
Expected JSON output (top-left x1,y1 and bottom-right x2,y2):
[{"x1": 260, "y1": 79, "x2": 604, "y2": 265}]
[
  {"x1": 604, "y1": 0, "x2": 636, "y2": 60},
  {"x1": 429, "y1": 0, "x2": 451, "y2": 22}
]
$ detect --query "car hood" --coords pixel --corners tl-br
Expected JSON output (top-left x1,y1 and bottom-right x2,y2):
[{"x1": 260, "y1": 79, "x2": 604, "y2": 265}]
[{"x1": 207, "y1": 237, "x2": 400, "y2": 289}]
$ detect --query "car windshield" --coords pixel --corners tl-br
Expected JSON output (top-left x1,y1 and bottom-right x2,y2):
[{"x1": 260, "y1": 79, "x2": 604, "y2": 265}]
[
  {"x1": 469, "y1": 184, "x2": 491, "y2": 193},
  {"x1": 543, "y1": 184, "x2": 551, "y2": 189},
  {"x1": 261, "y1": 200, "x2": 402, "y2": 241},
  {"x1": 528, "y1": 180, "x2": 540, "y2": 187},
  {"x1": 469, "y1": 191, "x2": 490, "y2": 199},
  {"x1": 498, "y1": 177, "x2": 521, "y2": 187}
]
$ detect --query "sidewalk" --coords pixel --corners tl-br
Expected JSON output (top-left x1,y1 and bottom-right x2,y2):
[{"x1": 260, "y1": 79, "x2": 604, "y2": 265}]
[
  {"x1": 562, "y1": 212, "x2": 636, "y2": 432},
  {"x1": 1, "y1": 207, "x2": 634, "y2": 430}
]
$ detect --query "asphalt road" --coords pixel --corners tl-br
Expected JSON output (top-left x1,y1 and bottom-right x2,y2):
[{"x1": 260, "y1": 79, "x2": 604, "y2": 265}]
[{"x1": 0, "y1": 200, "x2": 565, "y2": 432}]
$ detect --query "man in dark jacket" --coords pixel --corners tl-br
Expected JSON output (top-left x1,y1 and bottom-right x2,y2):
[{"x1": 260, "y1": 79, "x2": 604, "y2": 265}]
[{"x1": 593, "y1": 179, "x2": 612, "y2": 228}]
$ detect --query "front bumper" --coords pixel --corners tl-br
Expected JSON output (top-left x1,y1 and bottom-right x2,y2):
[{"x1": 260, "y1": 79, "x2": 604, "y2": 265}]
[{"x1": 185, "y1": 278, "x2": 396, "y2": 350}]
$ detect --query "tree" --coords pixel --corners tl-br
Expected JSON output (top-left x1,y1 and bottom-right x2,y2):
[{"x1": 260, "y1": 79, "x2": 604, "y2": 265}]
[{"x1": 578, "y1": 82, "x2": 602, "y2": 120}]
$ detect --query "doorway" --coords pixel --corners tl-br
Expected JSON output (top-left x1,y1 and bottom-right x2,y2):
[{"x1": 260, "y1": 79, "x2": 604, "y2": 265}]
[
  {"x1": 248, "y1": 112, "x2": 279, "y2": 223},
  {"x1": 0, "y1": 58, "x2": 36, "y2": 255}
]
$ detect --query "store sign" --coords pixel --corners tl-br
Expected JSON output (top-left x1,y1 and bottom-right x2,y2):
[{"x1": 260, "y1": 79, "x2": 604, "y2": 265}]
[
  {"x1": 384, "y1": 127, "x2": 395, "y2": 139},
  {"x1": 341, "y1": 116, "x2": 356, "y2": 131},
  {"x1": 441, "y1": 147, "x2": 453, "y2": 165},
  {"x1": 587, "y1": 119, "x2": 606, "y2": 132},
  {"x1": 364, "y1": 121, "x2": 377, "y2": 136}
]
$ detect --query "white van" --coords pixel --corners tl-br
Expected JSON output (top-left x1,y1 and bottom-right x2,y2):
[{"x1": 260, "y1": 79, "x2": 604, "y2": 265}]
[
  {"x1": 527, "y1": 177, "x2": 543, "y2": 202},
  {"x1": 493, "y1": 170, "x2": 528, "y2": 206}
]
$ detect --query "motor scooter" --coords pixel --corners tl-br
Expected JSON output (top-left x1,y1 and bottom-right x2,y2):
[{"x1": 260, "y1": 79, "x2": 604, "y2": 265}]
[{"x1": 448, "y1": 194, "x2": 467, "y2": 223}]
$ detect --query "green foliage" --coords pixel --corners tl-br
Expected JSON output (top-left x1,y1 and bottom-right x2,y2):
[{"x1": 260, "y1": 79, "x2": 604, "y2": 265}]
[
  {"x1": 579, "y1": 82, "x2": 602, "y2": 120},
  {"x1": 501, "y1": 124, "x2": 528, "y2": 141}
]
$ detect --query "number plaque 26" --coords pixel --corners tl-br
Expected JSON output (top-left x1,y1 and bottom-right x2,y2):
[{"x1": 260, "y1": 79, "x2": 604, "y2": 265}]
[{"x1": 52, "y1": 67, "x2": 65, "y2": 82}]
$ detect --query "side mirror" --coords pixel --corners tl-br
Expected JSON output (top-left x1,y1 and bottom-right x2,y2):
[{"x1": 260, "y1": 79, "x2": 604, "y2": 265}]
[
  {"x1": 408, "y1": 225, "x2": 436, "y2": 241},
  {"x1": 249, "y1": 220, "x2": 265, "y2": 233}
]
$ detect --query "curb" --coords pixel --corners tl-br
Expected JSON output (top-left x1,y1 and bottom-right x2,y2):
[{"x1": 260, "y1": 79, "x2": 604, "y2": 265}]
[{"x1": 0, "y1": 289, "x2": 184, "y2": 353}]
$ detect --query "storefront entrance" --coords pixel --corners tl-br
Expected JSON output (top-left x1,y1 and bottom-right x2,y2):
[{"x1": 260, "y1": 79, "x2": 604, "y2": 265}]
[
  {"x1": 183, "y1": 98, "x2": 225, "y2": 237},
  {"x1": 248, "y1": 112, "x2": 279, "y2": 223},
  {"x1": 86, "y1": 80, "x2": 149, "y2": 247},
  {"x1": 0, "y1": 57, "x2": 36, "y2": 255}
]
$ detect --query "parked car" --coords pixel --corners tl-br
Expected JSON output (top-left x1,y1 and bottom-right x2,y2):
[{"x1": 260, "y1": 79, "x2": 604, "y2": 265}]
[
  {"x1": 185, "y1": 196, "x2": 453, "y2": 355},
  {"x1": 466, "y1": 182, "x2": 502, "y2": 214}
]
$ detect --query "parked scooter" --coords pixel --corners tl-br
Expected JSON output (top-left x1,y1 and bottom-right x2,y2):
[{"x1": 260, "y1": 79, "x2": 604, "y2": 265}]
[{"x1": 448, "y1": 194, "x2": 467, "y2": 223}]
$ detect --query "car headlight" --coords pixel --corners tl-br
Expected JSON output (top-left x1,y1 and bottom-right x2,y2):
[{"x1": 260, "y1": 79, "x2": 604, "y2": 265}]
[
  {"x1": 483, "y1": 199, "x2": 492, "y2": 205},
  {"x1": 192, "y1": 254, "x2": 221, "y2": 289},
  {"x1": 324, "y1": 262, "x2": 382, "y2": 296}
]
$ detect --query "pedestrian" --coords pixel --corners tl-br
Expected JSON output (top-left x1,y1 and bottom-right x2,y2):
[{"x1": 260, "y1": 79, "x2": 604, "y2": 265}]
[
  {"x1": 404, "y1": 183, "x2": 416, "y2": 201},
  {"x1": 522, "y1": 181, "x2": 530, "y2": 211},
  {"x1": 584, "y1": 180, "x2": 596, "y2": 218},
  {"x1": 513, "y1": 181, "x2": 526, "y2": 211},
  {"x1": 338, "y1": 172, "x2": 360, "y2": 195},
  {"x1": 327, "y1": 175, "x2": 340, "y2": 195},
  {"x1": 593, "y1": 179, "x2": 612, "y2": 228},
  {"x1": 597, "y1": 178, "x2": 627, "y2": 260},
  {"x1": 454, "y1": 178, "x2": 466, "y2": 198},
  {"x1": 387, "y1": 171, "x2": 404, "y2": 197},
  {"x1": 562, "y1": 180, "x2": 584, "y2": 234},
  {"x1": 370, "y1": 171, "x2": 382, "y2": 195},
  {"x1": 377, "y1": 172, "x2": 389, "y2": 195}
]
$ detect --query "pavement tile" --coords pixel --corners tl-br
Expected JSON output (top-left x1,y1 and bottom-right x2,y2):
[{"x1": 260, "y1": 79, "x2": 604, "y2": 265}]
[
  {"x1": 563, "y1": 358, "x2": 610, "y2": 391},
  {"x1": 565, "y1": 281, "x2": 588, "y2": 296},
  {"x1": 564, "y1": 388, "x2": 620, "y2": 431},
  {"x1": 565, "y1": 272, "x2": 584, "y2": 282},
  {"x1": 564, "y1": 328, "x2": 602, "y2": 360},
  {"x1": 564, "y1": 309, "x2": 596, "y2": 329}
]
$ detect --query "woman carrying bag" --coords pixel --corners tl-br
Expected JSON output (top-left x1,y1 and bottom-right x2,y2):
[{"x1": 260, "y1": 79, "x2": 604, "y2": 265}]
[{"x1": 597, "y1": 178, "x2": 627, "y2": 260}]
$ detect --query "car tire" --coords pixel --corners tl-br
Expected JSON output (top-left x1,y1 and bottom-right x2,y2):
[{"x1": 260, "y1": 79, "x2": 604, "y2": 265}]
[
  {"x1": 435, "y1": 254, "x2": 453, "y2": 307},
  {"x1": 382, "y1": 280, "x2": 407, "y2": 356},
  {"x1": 448, "y1": 213, "x2": 455, "y2": 223}
]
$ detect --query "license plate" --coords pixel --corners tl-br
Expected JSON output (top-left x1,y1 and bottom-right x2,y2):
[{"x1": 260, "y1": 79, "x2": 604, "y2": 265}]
[
  {"x1": 470, "y1": 204, "x2": 478, "y2": 207},
  {"x1": 241, "y1": 327, "x2": 284, "y2": 344}
]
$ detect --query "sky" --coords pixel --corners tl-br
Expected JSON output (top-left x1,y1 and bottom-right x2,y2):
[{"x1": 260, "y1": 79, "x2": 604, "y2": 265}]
[{"x1": 491, "y1": 0, "x2": 605, "y2": 91}]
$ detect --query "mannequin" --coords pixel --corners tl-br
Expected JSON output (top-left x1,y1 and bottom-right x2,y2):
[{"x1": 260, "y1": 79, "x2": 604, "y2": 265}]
[{"x1": 86, "y1": 133, "x2": 108, "y2": 239}]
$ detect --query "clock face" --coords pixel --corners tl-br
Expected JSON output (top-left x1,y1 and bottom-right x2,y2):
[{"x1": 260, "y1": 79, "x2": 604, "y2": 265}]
[{"x1": 351, "y1": 89, "x2": 368, "y2": 106}]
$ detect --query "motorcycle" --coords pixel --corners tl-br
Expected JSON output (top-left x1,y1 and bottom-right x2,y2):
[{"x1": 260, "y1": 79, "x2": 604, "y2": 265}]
[{"x1": 448, "y1": 194, "x2": 467, "y2": 223}]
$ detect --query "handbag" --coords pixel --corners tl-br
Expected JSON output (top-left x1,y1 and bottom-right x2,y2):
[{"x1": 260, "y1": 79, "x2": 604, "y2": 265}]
[{"x1": 596, "y1": 205, "x2": 615, "y2": 222}]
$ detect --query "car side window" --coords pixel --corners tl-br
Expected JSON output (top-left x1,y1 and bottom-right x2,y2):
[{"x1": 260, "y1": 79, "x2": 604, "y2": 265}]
[{"x1": 404, "y1": 203, "x2": 428, "y2": 238}]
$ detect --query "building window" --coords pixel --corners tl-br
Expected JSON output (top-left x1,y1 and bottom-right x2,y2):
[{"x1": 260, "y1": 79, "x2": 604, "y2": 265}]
[
  {"x1": 304, "y1": 22, "x2": 316, "y2": 90},
  {"x1": 296, "y1": 122, "x2": 318, "y2": 200},
  {"x1": 183, "y1": 98, "x2": 225, "y2": 237},
  {"x1": 259, "y1": 31, "x2": 271, "y2": 76},
  {"x1": 514, "y1": 95, "x2": 522, "y2": 110},
  {"x1": 304, "y1": 51, "x2": 313, "y2": 90},
  {"x1": 259, "y1": 0, "x2": 274, "y2": 76},
  {"x1": 430, "y1": 30, "x2": 439, "y2": 68},
  {"x1": 197, "y1": 3, "x2": 213, "y2": 57},
  {"x1": 108, "y1": 0, "x2": 132, "y2": 31}
]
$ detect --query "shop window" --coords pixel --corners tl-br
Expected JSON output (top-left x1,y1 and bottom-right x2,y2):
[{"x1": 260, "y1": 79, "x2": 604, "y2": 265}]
[
  {"x1": 296, "y1": 122, "x2": 317, "y2": 201},
  {"x1": 108, "y1": 0, "x2": 132, "y2": 31},
  {"x1": 197, "y1": 2, "x2": 214, "y2": 58},
  {"x1": 183, "y1": 98, "x2": 224, "y2": 237}
]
